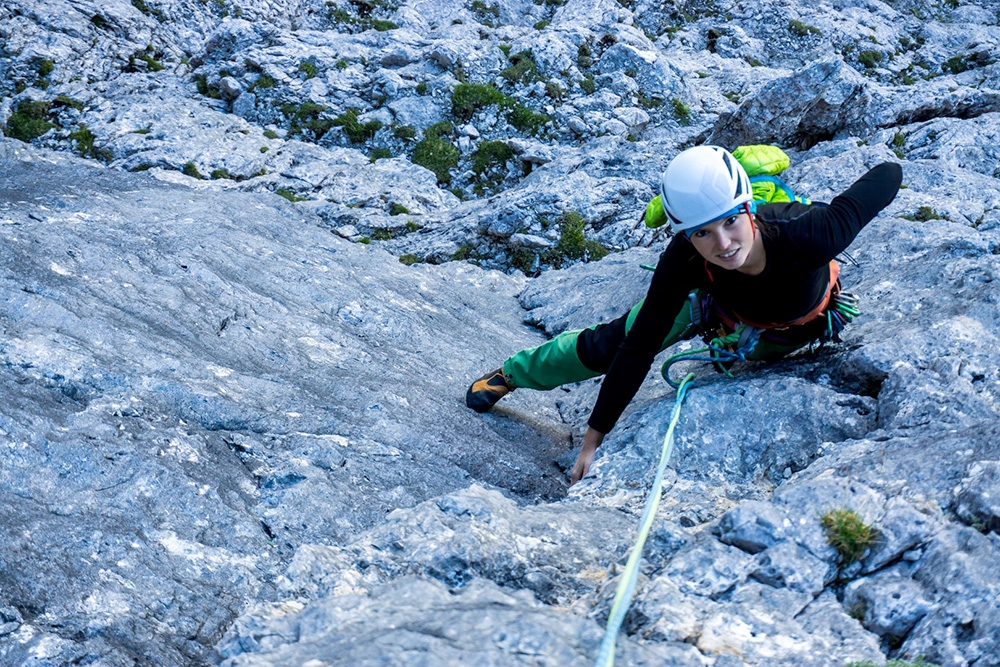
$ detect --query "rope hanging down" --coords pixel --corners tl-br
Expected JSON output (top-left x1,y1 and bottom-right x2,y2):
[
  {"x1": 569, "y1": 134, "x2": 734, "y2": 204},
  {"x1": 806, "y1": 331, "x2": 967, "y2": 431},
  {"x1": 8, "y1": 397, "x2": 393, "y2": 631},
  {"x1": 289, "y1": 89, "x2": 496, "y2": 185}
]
[{"x1": 593, "y1": 372, "x2": 696, "y2": 667}]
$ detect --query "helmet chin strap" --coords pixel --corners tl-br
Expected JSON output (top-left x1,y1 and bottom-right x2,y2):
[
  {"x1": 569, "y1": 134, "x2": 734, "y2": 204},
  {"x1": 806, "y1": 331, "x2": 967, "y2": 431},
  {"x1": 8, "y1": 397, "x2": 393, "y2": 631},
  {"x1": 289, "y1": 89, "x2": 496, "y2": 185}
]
[{"x1": 745, "y1": 202, "x2": 757, "y2": 239}]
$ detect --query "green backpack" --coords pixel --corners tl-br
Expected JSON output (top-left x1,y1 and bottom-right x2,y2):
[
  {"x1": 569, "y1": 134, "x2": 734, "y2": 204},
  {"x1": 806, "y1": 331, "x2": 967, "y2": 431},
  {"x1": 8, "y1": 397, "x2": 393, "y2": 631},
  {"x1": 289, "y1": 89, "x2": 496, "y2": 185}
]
[{"x1": 644, "y1": 144, "x2": 811, "y2": 229}]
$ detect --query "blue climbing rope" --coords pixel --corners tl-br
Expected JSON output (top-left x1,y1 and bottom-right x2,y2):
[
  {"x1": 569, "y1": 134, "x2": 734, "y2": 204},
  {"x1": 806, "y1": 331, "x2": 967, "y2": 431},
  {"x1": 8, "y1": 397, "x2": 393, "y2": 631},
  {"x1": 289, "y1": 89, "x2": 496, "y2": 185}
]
[{"x1": 593, "y1": 372, "x2": 696, "y2": 667}]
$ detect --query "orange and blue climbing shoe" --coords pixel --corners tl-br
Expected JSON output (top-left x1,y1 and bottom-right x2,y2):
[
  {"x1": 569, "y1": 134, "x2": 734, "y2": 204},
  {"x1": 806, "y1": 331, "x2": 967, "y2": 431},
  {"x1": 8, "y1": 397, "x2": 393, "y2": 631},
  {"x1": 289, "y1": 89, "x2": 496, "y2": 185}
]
[{"x1": 466, "y1": 367, "x2": 513, "y2": 413}]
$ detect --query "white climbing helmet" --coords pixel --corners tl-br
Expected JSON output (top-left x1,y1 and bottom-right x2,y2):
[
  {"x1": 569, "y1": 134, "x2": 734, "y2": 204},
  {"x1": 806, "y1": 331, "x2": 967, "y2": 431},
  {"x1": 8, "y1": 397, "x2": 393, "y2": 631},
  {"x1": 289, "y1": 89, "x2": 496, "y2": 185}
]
[{"x1": 660, "y1": 145, "x2": 753, "y2": 235}]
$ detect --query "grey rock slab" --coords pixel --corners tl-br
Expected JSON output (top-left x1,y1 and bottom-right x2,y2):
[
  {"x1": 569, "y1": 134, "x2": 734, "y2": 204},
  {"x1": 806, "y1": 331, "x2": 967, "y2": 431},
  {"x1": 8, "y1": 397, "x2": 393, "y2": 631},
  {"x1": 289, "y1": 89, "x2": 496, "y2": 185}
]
[
  {"x1": 219, "y1": 575, "x2": 706, "y2": 666},
  {"x1": 899, "y1": 524, "x2": 1000, "y2": 665},
  {"x1": 749, "y1": 540, "x2": 831, "y2": 596},
  {"x1": 517, "y1": 246, "x2": 660, "y2": 335},
  {"x1": 275, "y1": 484, "x2": 633, "y2": 606},
  {"x1": 844, "y1": 568, "x2": 936, "y2": 640},
  {"x1": 708, "y1": 58, "x2": 878, "y2": 148},
  {"x1": 952, "y1": 460, "x2": 1000, "y2": 534},
  {"x1": 715, "y1": 499, "x2": 791, "y2": 554},
  {"x1": 0, "y1": 146, "x2": 569, "y2": 662}
]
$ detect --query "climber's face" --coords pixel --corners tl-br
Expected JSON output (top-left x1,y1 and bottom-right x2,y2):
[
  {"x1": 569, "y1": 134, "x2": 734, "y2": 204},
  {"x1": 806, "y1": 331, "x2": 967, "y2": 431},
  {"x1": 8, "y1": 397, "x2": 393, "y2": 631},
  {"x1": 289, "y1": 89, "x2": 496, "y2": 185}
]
[{"x1": 688, "y1": 211, "x2": 760, "y2": 273}]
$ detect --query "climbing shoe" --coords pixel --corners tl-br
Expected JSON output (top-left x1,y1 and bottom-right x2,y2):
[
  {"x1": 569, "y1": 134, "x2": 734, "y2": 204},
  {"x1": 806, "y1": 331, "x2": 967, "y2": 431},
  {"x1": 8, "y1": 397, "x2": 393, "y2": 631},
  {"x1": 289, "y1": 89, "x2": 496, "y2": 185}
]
[{"x1": 466, "y1": 367, "x2": 513, "y2": 413}]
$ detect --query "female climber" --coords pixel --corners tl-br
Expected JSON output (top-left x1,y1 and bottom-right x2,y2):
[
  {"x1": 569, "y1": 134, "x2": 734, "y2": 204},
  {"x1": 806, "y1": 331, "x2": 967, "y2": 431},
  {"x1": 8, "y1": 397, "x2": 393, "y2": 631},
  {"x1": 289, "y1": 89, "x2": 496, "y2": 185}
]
[{"x1": 466, "y1": 145, "x2": 902, "y2": 485}]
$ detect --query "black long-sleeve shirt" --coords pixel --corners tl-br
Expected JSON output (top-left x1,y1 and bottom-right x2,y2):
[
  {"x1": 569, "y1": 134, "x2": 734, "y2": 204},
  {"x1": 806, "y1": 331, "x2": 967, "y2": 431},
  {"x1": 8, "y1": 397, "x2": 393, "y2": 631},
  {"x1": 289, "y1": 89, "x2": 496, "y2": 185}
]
[{"x1": 588, "y1": 162, "x2": 903, "y2": 434}]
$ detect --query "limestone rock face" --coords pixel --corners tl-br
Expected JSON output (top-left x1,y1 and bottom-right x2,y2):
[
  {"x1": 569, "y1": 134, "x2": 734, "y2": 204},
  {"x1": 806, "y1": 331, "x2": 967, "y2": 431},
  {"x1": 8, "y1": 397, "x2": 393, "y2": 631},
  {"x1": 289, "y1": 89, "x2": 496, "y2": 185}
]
[{"x1": 2, "y1": 0, "x2": 1000, "y2": 664}]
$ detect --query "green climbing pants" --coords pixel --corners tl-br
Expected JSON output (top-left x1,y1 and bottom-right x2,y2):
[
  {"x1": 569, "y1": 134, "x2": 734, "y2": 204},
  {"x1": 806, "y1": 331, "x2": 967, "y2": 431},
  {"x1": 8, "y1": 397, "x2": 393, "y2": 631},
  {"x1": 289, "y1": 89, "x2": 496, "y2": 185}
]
[{"x1": 502, "y1": 294, "x2": 809, "y2": 391}]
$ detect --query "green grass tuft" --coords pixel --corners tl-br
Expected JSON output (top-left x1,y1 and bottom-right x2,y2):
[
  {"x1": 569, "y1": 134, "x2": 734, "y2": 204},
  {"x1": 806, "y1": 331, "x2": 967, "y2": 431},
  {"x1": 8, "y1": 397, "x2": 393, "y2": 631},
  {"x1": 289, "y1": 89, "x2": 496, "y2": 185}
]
[
  {"x1": 820, "y1": 508, "x2": 877, "y2": 564},
  {"x1": 671, "y1": 98, "x2": 691, "y2": 125},
  {"x1": 182, "y1": 162, "x2": 203, "y2": 179},
  {"x1": 5, "y1": 100, "x2": 56, "y2": 142},
  {"x1": 331, "y1": 107, "x2": 382, "y2": 143},
  {"x1": 276, "y1": 188, "x2": 308, "y2": 202},
  {"x1": 412, "y1": 123, "x2": 460, "y2": 184},
  {"x1": 298, "y1": 61, "x2": 318, "y2": 79}
]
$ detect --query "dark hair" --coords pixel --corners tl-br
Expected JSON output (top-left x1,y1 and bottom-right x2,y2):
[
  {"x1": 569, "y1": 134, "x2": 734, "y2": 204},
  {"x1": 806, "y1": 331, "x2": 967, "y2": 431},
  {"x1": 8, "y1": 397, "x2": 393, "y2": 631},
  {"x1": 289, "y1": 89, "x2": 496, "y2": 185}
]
[{"x1": 754, "y1": 214, "x2": 775, "y2": 238}]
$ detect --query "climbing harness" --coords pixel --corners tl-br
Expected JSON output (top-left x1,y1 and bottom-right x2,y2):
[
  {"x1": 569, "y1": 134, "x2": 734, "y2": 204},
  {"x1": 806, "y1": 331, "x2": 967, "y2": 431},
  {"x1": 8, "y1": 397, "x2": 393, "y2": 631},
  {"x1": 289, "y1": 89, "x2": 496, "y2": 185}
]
[
  {"x1": 594, "y1": 372, "x2": 696, "y2": 667},
  {"x1": 658, "y1": 263, "x2": 860, "y2": 388}
]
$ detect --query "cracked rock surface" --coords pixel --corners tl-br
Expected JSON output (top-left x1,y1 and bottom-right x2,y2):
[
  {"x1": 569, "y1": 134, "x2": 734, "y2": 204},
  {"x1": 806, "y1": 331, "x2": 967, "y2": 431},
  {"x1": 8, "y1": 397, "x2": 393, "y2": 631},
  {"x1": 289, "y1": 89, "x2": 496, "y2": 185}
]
[{"x1": 2, "y1": 0, "x2": 1000, "y2": 664}]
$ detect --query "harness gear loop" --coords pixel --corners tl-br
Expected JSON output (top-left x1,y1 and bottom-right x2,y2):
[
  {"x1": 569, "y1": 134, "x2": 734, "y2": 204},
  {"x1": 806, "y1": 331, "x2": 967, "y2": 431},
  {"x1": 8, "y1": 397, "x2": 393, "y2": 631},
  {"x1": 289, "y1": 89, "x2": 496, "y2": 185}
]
[{"x1": 663, "y1": 262, "x2": 859, "y2": 386}]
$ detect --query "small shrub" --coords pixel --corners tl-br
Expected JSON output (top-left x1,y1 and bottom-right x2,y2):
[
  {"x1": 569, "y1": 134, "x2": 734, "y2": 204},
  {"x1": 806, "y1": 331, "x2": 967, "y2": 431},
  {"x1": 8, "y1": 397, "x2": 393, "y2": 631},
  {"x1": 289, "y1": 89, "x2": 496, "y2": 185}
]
[
  {"x1": 577, "y1": 43, "x2": 592, "y2": 69},
  {"x1": 372, "y1": 19, "x2": 398, "y2": 31},
  {"x1": 788, "y1": 19, "x2": 822, "y2": 37},
  {"x1": 534, "y1": 19, "x2": 549, "y2": 29},
  {"x1": 399, "y1": 253, "x2": 420, "y2": 265},
  {"x1": 415, "y1": 81, "x2": 429, "y2": 95},
  {"x1": 671, "y1": 98, "x2": 691, "y2": 125},
  {"x1": 91, "y1": 14, "x2": 110, "y2": 29},
  {"x1": 67, "y1": 124, "x2": 111, "y2": 161},
  {"x1": 820, "y1": 508, "x2": 877, "y2": 564},
  {"x1": 263, "y1": 129, "x2": 280, "y2": 139},
  {"x1": 250, "y1": 75, "x2": 277, "y2": 90},
  {"x1": 858, "y1": 50, "x2": 883, "y2": 69},
  {"x1": 471, "y1": 139, "x2": 513, "y2": 181},
  {"x1": 331, "y1": 108, "x2": 381, "y2": 143},
  {"x1": 507, "y1": 104, "x2": 550, "y2": 135},
  {"x1": 471, "y1": 0, "x2": 501, "y2": 25},
  {"x1": 370, "y1": 147, "x2": 392, "y2": 161},
  {"x1": 579, "y1": 74, "x2": 596, "y2": 94},
  {"x1": 281, "y1": 102, "x2": 336, "y2": 140},
  {"x1": 412, "y1": 123, "x2": 459, "y2": 184},
  {"x1": 393, "y1": 125, "x2": 417, "y2": 141},
  {"x1": 941, "y1": 53, "x2": 988, "y2": 75},
  {"x1": 260, "y1": 146, "x2": 269, "y2": 153},
  {"x1": 211, "y1": 168, "x2": 232, "y2": 179},
  {"x1": 5, "y1": 100, "x2": 56, "y2": 142},
  {"x1": 182, "y1": 162, "x2": 203, "y2": 179},
  {"x1": 194, "y1": 74, "x2": 221, "y2": 98},
  {"x1": 52, "y1": 95, "x2": 84, "y2": 111},
  {"x1": 545, "y1": 82, "x2": 565, "y2": 100},
  {"x1": 452, "y1": 83, "x2": 508, "y2": 122},
  {"x1": 554, "y1": 211, "x2": 607, "y2": 263},
  {"x1": 35, "y1": 59, "x2": 55, "y2": 78},
  {"x1": 298, "y1": 60, "x2": 318, "y2": 79},
  {"x1": 500, "y1": 51, "x2": 541, "y2": 85},
  {"x1": 389, "y1": 203, "x2": 410, "y2": 215},
  {"x1": 891, "y1": 131, "x2": 905, "y2": 158},
  {"x1": 131, "y1": 0, "x2": 166, "y2": 21},
  {"x1": 638, "y1": 93, "x2": 664, "y2": 109},
  {"x1": 335, "y1": 59, "x2": 349, "y2": 70},
  {"x1": 276, "y1": 188, "x2": 308, "y2": 202},
  {"x1": 902, "y1": 205, "x2": 946, "y2": 222}
]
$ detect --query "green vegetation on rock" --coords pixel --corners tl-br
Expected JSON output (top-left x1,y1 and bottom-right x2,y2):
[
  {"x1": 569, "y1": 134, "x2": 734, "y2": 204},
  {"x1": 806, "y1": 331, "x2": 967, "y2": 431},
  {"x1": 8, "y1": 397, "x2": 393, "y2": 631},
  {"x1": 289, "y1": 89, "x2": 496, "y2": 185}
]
[
  {"x1": 671, "y1": 98, "x2": 692, "y2": 125},
  {"x1": 276, "y1": 188, "x2": 308, "y2": 202},
  {"x1": 331, "y1": 108, "x2": 382, "y2": 143},
  {"x1": 5, "y1": 100, "x2": 56, "y2": 142},
  {"x1": 281, "y1": 102, "x2": 336, "y2": 141},
  {"x1": 820, "y1": 508, "x2": 877, "y2": 564},
  {"x1": 412, "y1": 122, "x2": 460, "y2": 184},
  {"x1": 182, "y1": 162, "x2": 203, "y2": 179},
  {"x1": 788, "y1": 19, "x2": 822, "y2": 37},
  {"x1": 451, "y1": 83, "x2": 550, "y2": 136},
  {"x1": 500, "y1": 51, "x2": 541, "y2": 85},
  {"x1": 298, "y1": 61, "x2": 318, "y2": 79}
]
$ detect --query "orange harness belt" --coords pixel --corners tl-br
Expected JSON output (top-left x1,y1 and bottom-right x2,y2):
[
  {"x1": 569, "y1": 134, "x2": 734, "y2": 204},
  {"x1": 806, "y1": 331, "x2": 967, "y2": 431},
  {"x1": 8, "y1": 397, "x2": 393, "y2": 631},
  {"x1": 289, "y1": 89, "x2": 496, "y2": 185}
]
[{"x1": 707, "y1": 260, "x2": 841, "y2": 331}]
